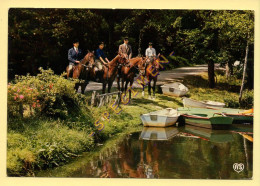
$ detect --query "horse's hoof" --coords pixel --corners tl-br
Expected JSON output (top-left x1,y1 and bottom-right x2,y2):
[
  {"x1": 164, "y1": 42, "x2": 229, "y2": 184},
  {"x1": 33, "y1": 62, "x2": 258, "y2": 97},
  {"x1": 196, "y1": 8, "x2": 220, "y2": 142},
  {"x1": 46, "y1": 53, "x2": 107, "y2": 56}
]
[
  {"x1": 148, "y1": 96, "x2": 151, "y2": 100},
  {"x1": 142, "y1": 91, "x2": 144, "y2": 97}
]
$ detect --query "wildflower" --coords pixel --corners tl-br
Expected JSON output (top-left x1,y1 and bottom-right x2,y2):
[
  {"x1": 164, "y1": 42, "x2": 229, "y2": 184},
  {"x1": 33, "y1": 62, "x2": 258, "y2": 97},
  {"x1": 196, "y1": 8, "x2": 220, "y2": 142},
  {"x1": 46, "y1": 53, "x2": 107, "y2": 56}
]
[
  {"x1": 14, "y1": 96, "x2": 17, "y2": 100},
  {"x1": 19, "y1": 95, "x2": 24, "y2": 99}
]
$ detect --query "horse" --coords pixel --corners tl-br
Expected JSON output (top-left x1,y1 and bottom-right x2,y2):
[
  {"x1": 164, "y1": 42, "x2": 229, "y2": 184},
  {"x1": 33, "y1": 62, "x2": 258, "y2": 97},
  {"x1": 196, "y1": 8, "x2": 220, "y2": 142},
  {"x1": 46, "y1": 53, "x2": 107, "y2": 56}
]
[
  {"x1": 101, "y1": 54, "x2": 128, "y2": 94},
  {"x1": 85, "y1": 53, "x2": 127, "y2": 94},
  {"x1": 141, "y1": 54, "x2": 161, "y2": 99},
  {"x1": 118, "y1": 56, "x2": 146, "y2": 102},
  {"x1": 66, "y1": 51, "x2": 95, "y2": 94}
]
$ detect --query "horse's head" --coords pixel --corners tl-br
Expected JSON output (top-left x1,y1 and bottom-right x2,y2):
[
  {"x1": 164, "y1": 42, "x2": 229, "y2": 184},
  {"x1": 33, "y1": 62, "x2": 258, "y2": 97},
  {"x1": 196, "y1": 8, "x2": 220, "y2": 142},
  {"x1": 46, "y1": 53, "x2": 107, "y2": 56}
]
[
  {"x1": 150, "y1": 53, "x2": 161, "y2": 71},
  {"x1": 84, "y1": 50, "x2": 95, "y2": 67},
  {"x1": 137, "y1": 57, "x2": 146, "y2": 76},
  {"x1": 118, "y1": 52, "x2": 129, "y2": 65}
]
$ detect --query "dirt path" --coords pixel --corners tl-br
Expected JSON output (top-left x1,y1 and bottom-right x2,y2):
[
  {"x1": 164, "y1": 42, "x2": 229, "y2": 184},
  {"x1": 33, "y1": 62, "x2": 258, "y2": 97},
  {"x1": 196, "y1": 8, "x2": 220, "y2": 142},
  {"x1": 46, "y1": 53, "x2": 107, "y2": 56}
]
[{"x1": 80, "y1": 64, "x2": 223, "y2": 93}]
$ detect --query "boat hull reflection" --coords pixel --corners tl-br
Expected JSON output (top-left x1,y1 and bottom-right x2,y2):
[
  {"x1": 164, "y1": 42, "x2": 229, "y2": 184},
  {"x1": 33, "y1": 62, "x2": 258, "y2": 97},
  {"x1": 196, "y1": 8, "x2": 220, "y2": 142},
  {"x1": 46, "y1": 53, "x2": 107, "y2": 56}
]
[
  {"x1": 140, "y1": 127, "x2": 179, "y2": 140},
  {"x1": 183, "y1": 125, "x2": 234, "y2": 143}
]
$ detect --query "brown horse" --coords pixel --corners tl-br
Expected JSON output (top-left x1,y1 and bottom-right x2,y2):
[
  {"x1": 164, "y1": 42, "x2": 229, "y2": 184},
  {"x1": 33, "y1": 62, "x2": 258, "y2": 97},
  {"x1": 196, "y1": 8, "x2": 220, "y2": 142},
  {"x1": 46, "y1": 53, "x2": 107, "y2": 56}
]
[
  {"x1": 141, "y1": 55, "x2": 160, "y2": 99},
  {"x1": 118, "y1": 57, "x2": 146, "y2": 102},
  {"x1": 101, "y1": 54, "x2": 128, "y2": 94},
  {"x1": 85, "y1": 54, "x2": 127, "y2": 94},
  {"x1": 66, "y1": 51, "x2": 95, "y2": 94}
]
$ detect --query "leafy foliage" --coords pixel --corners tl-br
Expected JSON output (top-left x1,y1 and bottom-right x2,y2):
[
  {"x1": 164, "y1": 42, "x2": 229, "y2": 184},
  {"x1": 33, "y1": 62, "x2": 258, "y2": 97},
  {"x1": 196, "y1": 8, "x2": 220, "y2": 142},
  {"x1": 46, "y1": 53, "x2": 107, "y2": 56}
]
[
  {"x1": 9, "y1": 9, "x2": 254, "y2": 80},
  {"x1": 8, "y1": 68, "x2": 84, "y2": 118},
  {"x1": 7, "y1": 121, "x2": 94, "y2": 176}
]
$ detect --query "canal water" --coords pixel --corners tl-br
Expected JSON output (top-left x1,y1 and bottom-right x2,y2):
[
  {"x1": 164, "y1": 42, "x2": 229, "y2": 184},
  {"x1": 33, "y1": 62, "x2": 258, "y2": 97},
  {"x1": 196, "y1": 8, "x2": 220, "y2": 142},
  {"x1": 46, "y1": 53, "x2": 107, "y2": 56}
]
[{"x1": 37, "y1": 125, "x2": 253, "y2": 179}]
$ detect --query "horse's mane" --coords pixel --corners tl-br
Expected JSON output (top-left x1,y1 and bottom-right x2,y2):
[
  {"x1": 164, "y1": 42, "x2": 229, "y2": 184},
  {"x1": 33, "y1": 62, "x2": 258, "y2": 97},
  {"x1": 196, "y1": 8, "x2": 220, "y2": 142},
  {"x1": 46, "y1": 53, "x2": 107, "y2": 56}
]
[
  {"x1": 129, "y1": 57, "x2": 143, "y2": 66},
  {"x1": 108, "y1": 55, "x2": 121, "y2": 66},
  {"x1": 81, "y1": 52, "x2": 94, "y2": 65}
]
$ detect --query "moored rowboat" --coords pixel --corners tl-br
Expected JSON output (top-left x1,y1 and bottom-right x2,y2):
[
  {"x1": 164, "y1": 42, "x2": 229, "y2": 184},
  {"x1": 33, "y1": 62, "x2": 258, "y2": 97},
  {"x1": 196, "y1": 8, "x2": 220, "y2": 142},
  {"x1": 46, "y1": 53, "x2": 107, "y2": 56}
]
[
  {"x1": 161, "y1": 82, "x2": 189, "y2": 97},
  {"x1": 140, "y1": 108, "x2": 180, "y2": 127},
  {"x1": 206, "y1": 107, "x2": 253, "y2": 124},
  {"x1": 177, "y1": 107, "x2": 233, "y2": 129},
  {"x1": 183, "y1": 97, "x2": 225, "y2": 108}
]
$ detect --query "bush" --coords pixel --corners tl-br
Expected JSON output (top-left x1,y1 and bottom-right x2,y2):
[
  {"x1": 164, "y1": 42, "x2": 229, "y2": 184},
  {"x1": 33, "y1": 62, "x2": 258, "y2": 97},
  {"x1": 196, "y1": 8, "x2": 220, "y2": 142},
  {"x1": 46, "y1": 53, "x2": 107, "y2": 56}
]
[
  {"x1": 7, "y1": 132, "x2": 35, "y2": 176},
  {"x1": 7, "y1": 68, "x2": 97, "y2": 176},
  {"x1": 240, "y1": 89, "x2": 254, "y2": 109},
  {"x1": 224, "y1": 96, "x2": 240, "y2": 108},
  {"x1": 224, "y1": 89, "x2": 253, "y2": 109},
  {"x1": 8, "y1": 68, "x2": 84, "y2": 118}
]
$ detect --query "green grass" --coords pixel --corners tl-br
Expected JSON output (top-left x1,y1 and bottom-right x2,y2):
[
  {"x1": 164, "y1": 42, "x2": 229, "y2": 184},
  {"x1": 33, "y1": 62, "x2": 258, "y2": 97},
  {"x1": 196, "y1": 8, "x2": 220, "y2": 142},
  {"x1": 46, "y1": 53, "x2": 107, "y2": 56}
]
[
  {"x1": 183, "y1": 72, "x2": 239, "y2": 103},
  {"x1": 7, "y1": 118, "x2": 94, "y2": 176},
  {"x1": 182, "y1": 72, "x2": 253, "y2": 109},
  {"x1": 35, "y1": 127, "x2": 141, "y2": 177}
]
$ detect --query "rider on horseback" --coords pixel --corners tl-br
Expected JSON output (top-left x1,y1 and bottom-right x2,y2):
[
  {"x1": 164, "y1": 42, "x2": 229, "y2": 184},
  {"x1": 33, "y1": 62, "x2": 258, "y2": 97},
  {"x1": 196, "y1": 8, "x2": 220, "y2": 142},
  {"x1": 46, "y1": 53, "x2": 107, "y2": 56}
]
[
  {"x1": 118, "y1": 37, "x2": 132, "y2": 77},
  {"x1": 95, "y1": 42, "x2": 109, "y2": 71},
  {"x1": 145, "y1": 42, "x2": 156, "y2": 75},
  {"x1": 118, "y1": 37, "x2": 132, "y2": 60},
  {"x1": 68, "y1": 39, "x2": 83, "y2": 72}
]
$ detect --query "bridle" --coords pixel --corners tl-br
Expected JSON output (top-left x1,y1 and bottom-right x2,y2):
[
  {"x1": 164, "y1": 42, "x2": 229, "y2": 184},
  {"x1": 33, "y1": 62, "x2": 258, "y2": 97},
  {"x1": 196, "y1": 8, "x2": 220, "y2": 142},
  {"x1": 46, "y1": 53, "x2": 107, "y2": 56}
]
[
  {"x1": 79, "y1": 53, "x2": 94, "y2": 69},
  {"x1": 102, "y1": 55, "x2": 127, "y2": 69},
  {"x1": 128, "y1": 58, "x2": 146, "y2": 75}
]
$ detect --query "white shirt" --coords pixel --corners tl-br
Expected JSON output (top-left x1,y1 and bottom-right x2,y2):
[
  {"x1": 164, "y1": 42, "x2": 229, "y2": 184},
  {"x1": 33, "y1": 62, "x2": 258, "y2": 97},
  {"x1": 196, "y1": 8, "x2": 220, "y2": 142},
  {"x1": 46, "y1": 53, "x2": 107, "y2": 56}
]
[
  {"x1": 124, "y1": 43, "x2": 128, "y2": 49},
  {"x1": 74, "y1": 47, "x2": 78, "y2": 52},
  {"x1": 145, "y1": 48, "x2": 156, "y2": 57}
]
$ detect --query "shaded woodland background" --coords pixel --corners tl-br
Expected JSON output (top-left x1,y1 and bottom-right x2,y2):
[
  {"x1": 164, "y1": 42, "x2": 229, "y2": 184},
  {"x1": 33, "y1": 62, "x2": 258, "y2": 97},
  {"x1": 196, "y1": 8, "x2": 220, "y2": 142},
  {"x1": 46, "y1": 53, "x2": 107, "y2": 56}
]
[{"x1": 8, "y1": 9, "x2": 254, "y2": 89}]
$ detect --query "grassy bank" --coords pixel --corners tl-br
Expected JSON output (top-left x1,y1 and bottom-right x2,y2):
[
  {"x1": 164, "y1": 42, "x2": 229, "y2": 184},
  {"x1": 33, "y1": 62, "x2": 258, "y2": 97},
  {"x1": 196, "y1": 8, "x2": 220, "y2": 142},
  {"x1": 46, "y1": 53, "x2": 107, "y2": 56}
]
[
  {"x1": 7, "y1": 69, "x2": 253, "y2": 176},
  {"x1": 182, "y1": 71, "x2": 253, "y2": 109},
  {"x1": 7, "y1": 87, "x2": 182, "y2": 176}
]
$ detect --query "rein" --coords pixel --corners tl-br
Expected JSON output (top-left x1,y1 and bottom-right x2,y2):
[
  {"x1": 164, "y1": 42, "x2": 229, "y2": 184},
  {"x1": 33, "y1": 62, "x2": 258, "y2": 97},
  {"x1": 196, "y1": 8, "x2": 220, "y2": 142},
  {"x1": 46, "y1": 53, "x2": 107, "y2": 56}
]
[{"x1": 79, "y1": 55, "x2": 93, "y2": 69}]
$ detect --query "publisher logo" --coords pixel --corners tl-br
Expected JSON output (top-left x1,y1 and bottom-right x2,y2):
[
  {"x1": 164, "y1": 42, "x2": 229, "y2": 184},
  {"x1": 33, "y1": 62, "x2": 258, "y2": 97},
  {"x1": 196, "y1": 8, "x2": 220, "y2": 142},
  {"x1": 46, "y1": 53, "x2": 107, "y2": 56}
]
[{"x1": 233, "y1": 163, "x2": 244, "y2": 173}]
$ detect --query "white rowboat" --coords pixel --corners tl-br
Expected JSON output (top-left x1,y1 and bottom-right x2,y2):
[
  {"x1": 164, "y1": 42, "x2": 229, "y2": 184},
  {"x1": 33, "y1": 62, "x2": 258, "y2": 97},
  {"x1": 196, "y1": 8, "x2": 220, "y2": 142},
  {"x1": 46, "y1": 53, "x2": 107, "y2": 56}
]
[
  {"x1": 140, "y1": 108, "x2": 180, "y2": 127},
  {"x1": 183, "y1": 97, "x2": 225, "y2": 108},
  {"x1": 161, "y1": 82, "x2": 189, "y2": 97}
]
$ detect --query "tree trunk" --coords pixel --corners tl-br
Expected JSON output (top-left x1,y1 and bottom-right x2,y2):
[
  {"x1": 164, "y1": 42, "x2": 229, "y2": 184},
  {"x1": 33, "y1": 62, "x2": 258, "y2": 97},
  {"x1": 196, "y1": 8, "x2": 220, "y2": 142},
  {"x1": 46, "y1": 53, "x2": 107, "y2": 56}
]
[
  {"x1": 138, "y1": 30, "x2": 143, "y2": 56},
  {"x1": 225, "y1": 62, "x2": 230, "y2": 80},
  {"x1": 228, "y1": 61, "x2": 234, "y2": 75},
  {"x1": 239, "y1": 41, "x2": 249, "y2": 103},
  {"x1": 208, "y1": 60, "x2": 215, "y2": 88}
]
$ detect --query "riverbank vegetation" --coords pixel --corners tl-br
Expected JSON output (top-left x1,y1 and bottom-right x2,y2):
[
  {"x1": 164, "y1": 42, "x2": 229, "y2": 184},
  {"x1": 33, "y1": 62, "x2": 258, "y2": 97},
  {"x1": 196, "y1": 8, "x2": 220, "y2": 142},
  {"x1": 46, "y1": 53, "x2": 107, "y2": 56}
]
[
  {"x1": 7, "y1": 8, "x2": 254, "y2": 178},
  {"x1": 7, "y1": 68, "x2": 253, "y2": 176}
]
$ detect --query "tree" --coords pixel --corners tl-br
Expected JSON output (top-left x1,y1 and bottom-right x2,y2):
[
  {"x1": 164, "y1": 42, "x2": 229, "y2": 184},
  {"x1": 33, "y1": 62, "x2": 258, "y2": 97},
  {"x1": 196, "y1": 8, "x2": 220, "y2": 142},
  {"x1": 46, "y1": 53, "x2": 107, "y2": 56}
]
[{"x1": 236, "y1": 12, "x2": 254, "y2": 102}]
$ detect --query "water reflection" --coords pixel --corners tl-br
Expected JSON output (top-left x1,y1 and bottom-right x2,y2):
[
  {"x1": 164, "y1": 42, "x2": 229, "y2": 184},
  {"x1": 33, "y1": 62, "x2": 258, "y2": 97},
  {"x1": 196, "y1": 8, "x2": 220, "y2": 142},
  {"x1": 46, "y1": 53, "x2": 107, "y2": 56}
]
[
  {"x1": 140, "y1": 127, "x2": 179, "y2": 140},
  {"x1": 182, "y1": 125, "x2": 234, "y2": 143},
  {"x1": 37, "y1": 125, "x2": 253, "y2": 179}
]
